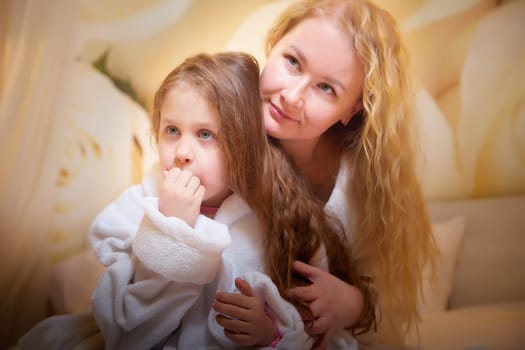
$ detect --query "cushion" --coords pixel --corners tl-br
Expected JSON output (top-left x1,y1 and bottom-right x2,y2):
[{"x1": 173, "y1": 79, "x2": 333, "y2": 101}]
[
  {"x1": 427, "y1": 195, "x2": 525, "y2": 308},
  {"x1": 419, "y1": 216, "x2": 466, "y2": 315},
  {"x1": 406, "y1": 301, "x2": 525, "y2": 349}
]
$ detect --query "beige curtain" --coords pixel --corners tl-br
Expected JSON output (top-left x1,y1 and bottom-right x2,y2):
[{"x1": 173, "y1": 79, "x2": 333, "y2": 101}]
[{"x1": 0, "y1": 0, "x2": 78, "y2": 347}]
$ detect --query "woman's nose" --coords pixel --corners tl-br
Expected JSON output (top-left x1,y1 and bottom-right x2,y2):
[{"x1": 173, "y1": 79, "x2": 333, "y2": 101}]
[{"x1": 281, "y1": 78, "x2": 307, "y2": 108}]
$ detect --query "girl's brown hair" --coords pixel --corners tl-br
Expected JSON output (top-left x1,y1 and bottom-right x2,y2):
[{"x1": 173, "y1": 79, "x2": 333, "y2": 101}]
[
  {"x1": 266, "y1": 0, "x2": 438, "y2": 344},
  {"x1": 152, "y1": 52, "x2": 376, "y2": 334}
]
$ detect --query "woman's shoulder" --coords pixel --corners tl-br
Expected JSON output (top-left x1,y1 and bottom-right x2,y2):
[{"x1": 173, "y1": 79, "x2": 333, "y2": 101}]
[
  {"x1": 324, "y1": 157, "x2": 353, "y2": 237},
  {"x1": 325, "y1": 157, "x2": 351, "y2": 206}
]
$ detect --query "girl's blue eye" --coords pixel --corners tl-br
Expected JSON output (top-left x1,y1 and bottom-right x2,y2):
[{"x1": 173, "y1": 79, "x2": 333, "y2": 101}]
[
  {"x1": 318, "y1": 82, "x2": 335, "y2": 95},
  {"x1": 166, "y1": 126, "x2": 179, "y2": 135},
  {"x1": 199, "y1": 130, "x2": 213, "y2": 140}
]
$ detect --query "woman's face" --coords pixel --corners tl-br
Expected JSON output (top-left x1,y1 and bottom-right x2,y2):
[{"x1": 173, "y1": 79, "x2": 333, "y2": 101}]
[{"x1": 261, "y1": 16, "x2": 365, "y2": 141}]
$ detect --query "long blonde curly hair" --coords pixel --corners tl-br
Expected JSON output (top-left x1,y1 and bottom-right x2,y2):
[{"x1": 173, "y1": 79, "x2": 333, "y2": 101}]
[{"x1": 266, "y1": 0, "x2": 438, "y2": 344}]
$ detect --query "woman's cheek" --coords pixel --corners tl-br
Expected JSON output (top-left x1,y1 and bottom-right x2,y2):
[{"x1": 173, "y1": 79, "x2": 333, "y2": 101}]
[{"x1": 260, "y1": 58, "x2": 281, "y2": 95}]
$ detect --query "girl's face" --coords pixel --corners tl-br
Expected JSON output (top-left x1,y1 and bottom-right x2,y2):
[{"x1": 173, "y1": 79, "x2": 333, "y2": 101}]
[
  {"x1": 158, "y1": 83, "x2": 231, "y2": 207},
  {"x1": 261, "y1": 17, "x2": 365, "y2": 141}
]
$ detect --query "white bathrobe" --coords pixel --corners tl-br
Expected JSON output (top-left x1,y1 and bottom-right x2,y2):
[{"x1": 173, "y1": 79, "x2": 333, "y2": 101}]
[
  {"x1": 86, "y1": 164, "x2": 306, "y2": 349},
  {"x1": 19, "y1": 162, "x2": 357, "y2": 350}
]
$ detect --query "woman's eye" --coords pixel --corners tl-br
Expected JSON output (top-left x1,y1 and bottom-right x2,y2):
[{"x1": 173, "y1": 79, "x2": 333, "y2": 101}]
[
  {"x1": 318, "y1": 82, "x2": 335, "y2": 95},
  {"x1": 199, "y1": 130, "x2": 213, "y2": 140},
  {"x1": 286, "y1": 55, "x2": 300, "y2": 69},
  {"x1": 166, "y1": 126, "x2": 179, "y2": 135}
]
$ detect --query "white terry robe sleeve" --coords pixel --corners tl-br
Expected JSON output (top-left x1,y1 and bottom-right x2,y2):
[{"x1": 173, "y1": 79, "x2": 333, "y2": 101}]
[
  {"x1": 133, "y1": 197, "x2": 231, "y2": 284},
  {"x1": 90, "y1": 180, "x2": 231, "y2": 350},
  {"x1": 207, "y1": 255, "x2": 313, "y2": 350}
]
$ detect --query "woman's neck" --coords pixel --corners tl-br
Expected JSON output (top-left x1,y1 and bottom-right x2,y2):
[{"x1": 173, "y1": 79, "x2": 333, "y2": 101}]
[
  {"x1": 279, "y1": 137, "x2": 320, "y2": 170},
  {"x1": 278, "y1": 133, "x2": 341, "y2": 203}
]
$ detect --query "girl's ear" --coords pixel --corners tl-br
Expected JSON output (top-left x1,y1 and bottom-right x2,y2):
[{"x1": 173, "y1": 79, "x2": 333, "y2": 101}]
[{"x1": 341, "y1": 101, "x2": 363, "y2": 126}]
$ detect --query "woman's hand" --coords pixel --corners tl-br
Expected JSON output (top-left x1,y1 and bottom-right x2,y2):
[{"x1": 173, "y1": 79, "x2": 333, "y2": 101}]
[
  {"x1": 213, "y1": 277, "x2": 274, "y2": 347},
  {"x1": 287, "y1": 260, "x2": 364, "y2": 350}
]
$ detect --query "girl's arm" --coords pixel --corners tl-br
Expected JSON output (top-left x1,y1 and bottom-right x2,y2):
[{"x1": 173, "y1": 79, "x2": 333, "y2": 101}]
[
  {"x1": 213, "y1": 277, "x2": 275, "y2": 347},
  {"x1": 90, "y1": 185, "x2": 230, "y2": 350}
]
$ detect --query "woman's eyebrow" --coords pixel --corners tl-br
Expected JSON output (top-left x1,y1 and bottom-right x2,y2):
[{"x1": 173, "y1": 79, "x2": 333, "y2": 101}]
[{"x1": 289, "y1": 45, "x2": 347, "y2": 92}]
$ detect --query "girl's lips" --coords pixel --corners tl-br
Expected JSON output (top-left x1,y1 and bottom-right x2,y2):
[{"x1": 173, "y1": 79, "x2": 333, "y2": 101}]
[{"x1": 268, "y1": 101, "x2": 298, "y2": 123}]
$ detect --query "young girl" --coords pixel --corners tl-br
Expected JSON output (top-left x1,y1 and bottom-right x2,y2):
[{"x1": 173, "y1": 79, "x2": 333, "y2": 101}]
[
  {"x1": 238, "y1": 0, "x2": 438, "y2": 347},
  {"x1": 86, "y1": 52, "x2": 375, "y2": 349}
]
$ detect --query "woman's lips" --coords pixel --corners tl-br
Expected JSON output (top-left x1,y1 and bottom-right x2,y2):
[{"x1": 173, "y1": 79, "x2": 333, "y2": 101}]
[{"x1": 268, "y1": 101, "x2": 298, "y2": 123}]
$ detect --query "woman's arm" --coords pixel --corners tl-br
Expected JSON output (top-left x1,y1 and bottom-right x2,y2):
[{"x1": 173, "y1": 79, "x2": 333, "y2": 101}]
[{"x1": 287, "y1": 260, "x2": 364, "y2": 350}]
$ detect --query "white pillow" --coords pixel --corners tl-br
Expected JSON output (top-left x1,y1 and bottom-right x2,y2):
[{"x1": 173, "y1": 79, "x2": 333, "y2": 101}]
[{"x1": 419, "y1": 216, "x2": 466, "y2": 315}]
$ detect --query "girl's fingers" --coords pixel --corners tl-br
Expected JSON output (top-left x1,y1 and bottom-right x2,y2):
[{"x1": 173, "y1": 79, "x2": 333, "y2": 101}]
[
  {"x1": 215, "y1": 314, "x2": 250, "y2": 334},
  {"x1": 235, "y1": 278, "x2": 254, "y2": 297},
  {"x1": 167, "y1": 169, "x2": 204, "y2": 198},
  {"x1": 215, "y1": 291, "x2": 252, "y2": 309},
  {"x1": 186, "y1": 175, "x2": 201, "y2": 194},
  {"x1": 164, "y1": 167, "x2": 181, "y2": 180},
  {"x1": 175, "y1": 169, "x2": 193, "y2": 188},
  {"x1": 223, "y1": 328, "x2": 254, "y2": 346},
  {"x1": 195, "y1": 185, "x2": 205, "y2": 201}
]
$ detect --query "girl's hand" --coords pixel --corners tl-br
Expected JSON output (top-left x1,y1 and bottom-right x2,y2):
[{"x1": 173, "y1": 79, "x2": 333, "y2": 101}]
[
  {"x1": 213, "y1": 277, "x2": 274, "y2": 347},
  {"x1": 159, "y1": 168, "x2": 205, "y2": 227},
  {"x1": 287, "y1": 260, "x2": 364, "y2": 350}
]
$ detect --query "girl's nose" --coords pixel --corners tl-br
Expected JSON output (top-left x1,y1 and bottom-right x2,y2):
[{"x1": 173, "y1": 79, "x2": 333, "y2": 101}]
[
  {"x1": 281, "y1": 78, "x2": 307, "y2": 108},
  {"x1": 174, "y1": 138, "x2": 193, "y2": 166}
]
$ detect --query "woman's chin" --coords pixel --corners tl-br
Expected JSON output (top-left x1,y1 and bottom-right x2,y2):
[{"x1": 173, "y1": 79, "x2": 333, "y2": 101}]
[{"x1": 264, "y1": 116, "x2": 285, "y2": 139}]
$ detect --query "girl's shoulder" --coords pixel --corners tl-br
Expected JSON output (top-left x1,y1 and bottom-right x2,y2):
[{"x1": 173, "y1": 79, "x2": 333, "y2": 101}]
[{"x1": 214, "y1": 192, "x2": 253, "y2": 225}]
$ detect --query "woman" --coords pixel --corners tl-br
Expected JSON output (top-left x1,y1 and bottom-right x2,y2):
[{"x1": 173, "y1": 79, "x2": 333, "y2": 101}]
[{"x1": 214, "y1": 0, "x2": 438, "y2": 348}]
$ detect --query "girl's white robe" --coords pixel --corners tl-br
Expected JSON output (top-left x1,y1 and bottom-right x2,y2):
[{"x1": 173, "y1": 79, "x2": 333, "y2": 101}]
[
  {"x1": 89, "y1": 165, "x2": 317, "y2": 349},
  {"x1": 19, "y1": 162, "x2": 357, "y2": 350}
]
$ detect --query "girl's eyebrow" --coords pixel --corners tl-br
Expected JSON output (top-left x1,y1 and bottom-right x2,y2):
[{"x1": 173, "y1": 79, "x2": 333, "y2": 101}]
[
  {"x1": 289, "y1": 45, "x2": 347, "y2": 93},
  {"x1": 160, "y1": 117, "x2": 218, "y2": 131}
]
